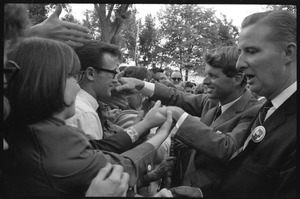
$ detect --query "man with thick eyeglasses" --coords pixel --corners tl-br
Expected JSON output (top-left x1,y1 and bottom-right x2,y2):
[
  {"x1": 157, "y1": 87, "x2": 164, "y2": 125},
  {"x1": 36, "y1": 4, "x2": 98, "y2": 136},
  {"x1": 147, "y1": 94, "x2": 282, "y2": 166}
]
[
  {"x1": 66, "y1": 41, "x2": 121, "y2": 140},
  {"x1": 66, "y1": 41, "x2": 157, "y2": 154}
]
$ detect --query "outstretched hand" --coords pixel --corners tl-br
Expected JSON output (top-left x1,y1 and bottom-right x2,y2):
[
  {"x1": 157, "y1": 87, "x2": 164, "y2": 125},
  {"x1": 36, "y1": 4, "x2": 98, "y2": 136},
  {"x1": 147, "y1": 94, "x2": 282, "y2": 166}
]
[
  {"x1": 143, "y1": 100, "x2": 167, "y2": 128},
  {"x1": 159, "y1": 106, "x2": 185, "y2": 121},
  {"x1": 85, "y1": 163, "x2": 129, "y2": 197},
  {"x1": 27, "y1": 4, "x2": 92, "y2": 48},
  {"x1": 116, "y1": 76, "x2": 145, "y2": 93}
]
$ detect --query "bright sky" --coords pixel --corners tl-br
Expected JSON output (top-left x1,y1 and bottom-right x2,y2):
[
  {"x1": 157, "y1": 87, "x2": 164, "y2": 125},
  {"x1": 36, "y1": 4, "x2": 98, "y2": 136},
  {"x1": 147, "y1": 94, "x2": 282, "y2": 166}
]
[{"x1": 68, "y1": 4, "x2": 268, "y2": 28}]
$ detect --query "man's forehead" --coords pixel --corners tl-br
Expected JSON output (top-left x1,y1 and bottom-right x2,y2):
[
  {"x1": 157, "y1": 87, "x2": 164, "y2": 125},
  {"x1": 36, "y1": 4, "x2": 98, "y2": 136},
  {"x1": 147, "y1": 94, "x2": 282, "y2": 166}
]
[{"x1": 238, "y1": 24, "x2": 272, "y2": 46}]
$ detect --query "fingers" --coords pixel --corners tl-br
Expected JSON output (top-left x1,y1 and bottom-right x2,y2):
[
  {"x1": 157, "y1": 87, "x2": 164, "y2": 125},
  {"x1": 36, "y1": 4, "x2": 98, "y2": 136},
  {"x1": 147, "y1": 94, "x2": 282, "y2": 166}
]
[
  {"x1": 153, "y1": 100, "x2": 162, "y2": 109},
  {"x1": 154, "y1": 188, "x2": 173, "y2": 197},
  {"x1": 109, "y1": 164, "x2": 125, "y2": 181},
  {"x1": 165, "y1": 110, "x2": 173, "y2": 124},
  {"x1": 158, "y1": 106, "x2": 168, "y2": 116},
  {"x1": 94, "y1": 163, "x2": 113, "y2": 181},
  {"x1": 108, "y1": 165, "x2": 129, "y2": 196},
  {"x1": 116, "y1": 71, "x2": 124, "y2": 80},
  {"x1": 57, "y1": 33, "x2": 91, "y2": 43},
  {"x1": 63, "y1": 21, "x2": 90, "y2": 34},
  {"x1": 115, "y1": 83, "x2": 128, "y2": 92},
  {"x1": 120, "y1": 172, "x2": 130, "y2": 196},
  {"x1": 157, "y1": 111, "x2": 173, "y2": 132}
]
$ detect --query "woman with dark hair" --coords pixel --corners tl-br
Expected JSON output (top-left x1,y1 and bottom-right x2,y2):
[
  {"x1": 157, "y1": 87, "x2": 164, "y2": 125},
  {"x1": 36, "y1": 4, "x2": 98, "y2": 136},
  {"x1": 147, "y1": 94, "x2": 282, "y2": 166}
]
[{"x1": 4, "y1": 37, "x2": 173, "y2": 197}]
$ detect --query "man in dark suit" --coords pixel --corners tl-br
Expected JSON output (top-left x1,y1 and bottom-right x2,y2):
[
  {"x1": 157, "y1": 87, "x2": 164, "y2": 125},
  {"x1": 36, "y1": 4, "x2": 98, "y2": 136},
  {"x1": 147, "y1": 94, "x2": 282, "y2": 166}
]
[
  {"x1": 211, "y1": 10, "x2": 297, "y2": 198},
  {"x1": 116, "y1": 46, "x2": 262, "y2": 192},
  {"x1": 171, "y1": 10, "x2": 296, "y2": 198}
]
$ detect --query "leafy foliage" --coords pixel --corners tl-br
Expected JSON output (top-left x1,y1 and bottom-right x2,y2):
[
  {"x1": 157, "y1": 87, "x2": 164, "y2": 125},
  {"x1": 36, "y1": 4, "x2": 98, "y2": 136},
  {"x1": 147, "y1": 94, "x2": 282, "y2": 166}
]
[
  {"x1": 25, "y1": 4, "x2": 48, "y2": 25},
  {"x1": 265, "y1": 4, "x2": 296, "y2": 13},
  {"x1": 158, "y1": 5, "x2": 239, "y2": 79},
  {"x1": 139, "y1": 14, "x2": 159, "y2": 66},
  {"x1": 119, "y1": 8, "x2": 140, "y2": 63}
]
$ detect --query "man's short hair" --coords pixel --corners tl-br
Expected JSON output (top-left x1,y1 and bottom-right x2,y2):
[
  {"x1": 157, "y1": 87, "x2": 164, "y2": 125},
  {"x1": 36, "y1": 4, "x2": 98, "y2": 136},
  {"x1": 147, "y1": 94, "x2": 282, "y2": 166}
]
[
  {"x1": 151, "y1": 67, "x2": 164, "y2": 74},
  {"x1": 75, "y1": 41, "x2": 122, "y2": 71},
  {"x1": 184, "y1": 81, "x2": 196, "y2": 88},
  {"x1": 204, "y1": 45, "x2": 247, "y2": 87},
  {"x1": 241, "y1": 10, "x2": 296, "y2": 49},
  {"x1": 123, "y1": 66, "x2": 151, "y2": 80}
]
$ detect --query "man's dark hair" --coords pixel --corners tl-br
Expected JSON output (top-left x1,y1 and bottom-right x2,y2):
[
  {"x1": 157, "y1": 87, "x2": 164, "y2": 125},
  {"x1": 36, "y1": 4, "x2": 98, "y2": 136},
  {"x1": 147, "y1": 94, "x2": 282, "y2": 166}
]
[
  {"x1": 204, "y1": 46, "x2": 247, "y2": 87},
  {"x1": 75, "y1": 41, "x2": 122, "y2": 71},
  {"x1": 151, "y1": 67, "x2": 164, "y2": 74},
  {"x1": 123, "y1": 66, "x2": 150, "y2": 80},
  {"x1": 184, "y1": 81, "x2": 196, "y2": 88}
]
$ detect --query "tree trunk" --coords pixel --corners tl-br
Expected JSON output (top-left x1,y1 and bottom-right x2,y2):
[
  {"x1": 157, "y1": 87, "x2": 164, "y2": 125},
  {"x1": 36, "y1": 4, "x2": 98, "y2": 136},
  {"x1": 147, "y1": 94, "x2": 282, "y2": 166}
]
[{"x1": 94, "y1": 4, "x2": 131, "y2": 45}]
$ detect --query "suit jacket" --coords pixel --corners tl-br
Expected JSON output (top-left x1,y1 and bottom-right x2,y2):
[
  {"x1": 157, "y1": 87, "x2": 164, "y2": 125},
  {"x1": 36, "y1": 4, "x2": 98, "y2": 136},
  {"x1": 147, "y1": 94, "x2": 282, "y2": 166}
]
[
  {"x1": 212, "y1": 92, "x2": 297, "y2": 198},
  {"x1": 151, "y1": 83, "x2": 262, "y2": 188},
  {"x1": 3, "y1": 117, "x2": 156, "y2": 197},
  {"x1": 177, "y1": 89, "x2": 262, "y2": 188}
]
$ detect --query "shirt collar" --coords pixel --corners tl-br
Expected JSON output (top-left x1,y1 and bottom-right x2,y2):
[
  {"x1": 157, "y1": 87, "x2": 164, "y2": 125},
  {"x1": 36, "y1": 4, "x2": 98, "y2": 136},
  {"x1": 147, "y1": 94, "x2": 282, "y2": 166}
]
[
  {"x1": 270, "y1": 81, "x2": 297, "y2": 109},
  {"x1": 77, "y1": 89, "x2": 99, "y2": 111},
  {"x1": 219, "y1": 95, "x2": 243, "y2": 113}
]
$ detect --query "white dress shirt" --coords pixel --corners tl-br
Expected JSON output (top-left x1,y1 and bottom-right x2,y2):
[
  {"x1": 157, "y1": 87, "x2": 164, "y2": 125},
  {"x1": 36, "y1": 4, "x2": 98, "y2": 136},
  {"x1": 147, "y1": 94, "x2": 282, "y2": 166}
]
[
  {"x1": 265, "y1": 81, "x2": 297, "y2": 121},
  {"x1": 66, "y1": 89, "x2": 103, "y2": 140}
]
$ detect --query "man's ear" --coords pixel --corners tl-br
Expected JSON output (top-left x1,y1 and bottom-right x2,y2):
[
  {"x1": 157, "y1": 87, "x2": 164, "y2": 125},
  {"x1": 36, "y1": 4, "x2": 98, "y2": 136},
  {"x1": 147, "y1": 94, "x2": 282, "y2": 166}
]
[
  {"x1": 85, "y1": 67, "x2": 95, "y2": 81},
  {"x1": 233, "y1": 71, "x2": 244, "y2": 86},
  {"x1": 284, "y1": 42, "x2": 296, "y2": 65}
]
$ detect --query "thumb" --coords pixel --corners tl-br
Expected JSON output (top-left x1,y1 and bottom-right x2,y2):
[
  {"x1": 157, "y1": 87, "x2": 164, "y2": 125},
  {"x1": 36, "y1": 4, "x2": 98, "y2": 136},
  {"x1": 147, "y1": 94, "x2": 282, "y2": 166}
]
[
  {"x1": 153, "y1": 100, "x2": 162, "y2": 109},
  {"x1": 116, "y1": 71, "x2": 125, "y2": 79},
  {"x1": 159, "y1": 111, "x2": 173, "y2": 130},
  {"x1": 50, "y1": 4, "x2": 62, "y2": 18}
]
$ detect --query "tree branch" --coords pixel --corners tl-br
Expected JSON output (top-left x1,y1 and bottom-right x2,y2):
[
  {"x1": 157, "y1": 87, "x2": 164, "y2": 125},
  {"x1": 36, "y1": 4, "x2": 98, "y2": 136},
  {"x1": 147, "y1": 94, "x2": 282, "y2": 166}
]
[{"x1": 107, "y1": 4, "x2": 114, "y2": 19}]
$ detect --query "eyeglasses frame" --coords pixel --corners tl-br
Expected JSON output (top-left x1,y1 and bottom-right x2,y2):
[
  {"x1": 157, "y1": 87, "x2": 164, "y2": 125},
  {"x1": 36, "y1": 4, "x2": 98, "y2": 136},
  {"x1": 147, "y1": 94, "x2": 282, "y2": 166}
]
[{"x1": 91, "y1": 67, "x2": 119, "y2": 79}]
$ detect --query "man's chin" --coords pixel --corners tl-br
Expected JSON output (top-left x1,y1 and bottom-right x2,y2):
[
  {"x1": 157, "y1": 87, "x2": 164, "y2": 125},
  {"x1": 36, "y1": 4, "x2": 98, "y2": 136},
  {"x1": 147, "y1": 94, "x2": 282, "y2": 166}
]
[{"x1": 207, "y1": 93, "x2": 215, "y2": 99}]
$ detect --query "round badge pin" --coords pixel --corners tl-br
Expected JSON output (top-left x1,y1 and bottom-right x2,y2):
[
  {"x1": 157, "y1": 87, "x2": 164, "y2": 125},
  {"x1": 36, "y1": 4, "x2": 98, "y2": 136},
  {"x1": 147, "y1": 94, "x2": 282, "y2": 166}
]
[{"x1": 251, "y1": 126, "x2": 266, "y2": 143}]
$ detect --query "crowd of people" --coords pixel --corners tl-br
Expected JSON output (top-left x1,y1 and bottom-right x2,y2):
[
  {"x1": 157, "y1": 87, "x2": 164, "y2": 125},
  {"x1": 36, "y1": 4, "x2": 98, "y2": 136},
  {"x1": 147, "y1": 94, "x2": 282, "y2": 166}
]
[{"x1": 2, "y1": 3, "x2": 296, "y2": 198}]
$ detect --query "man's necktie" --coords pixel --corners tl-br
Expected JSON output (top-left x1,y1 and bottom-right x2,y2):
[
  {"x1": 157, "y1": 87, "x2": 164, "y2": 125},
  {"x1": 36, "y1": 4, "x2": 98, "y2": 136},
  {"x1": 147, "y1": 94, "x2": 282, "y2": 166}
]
[
  {"x1": 213, "y1": 106, "x2": 222, "y2": 121},
  {"x1": 258, "y1": 100, "x2": 273, "y2": 125}
]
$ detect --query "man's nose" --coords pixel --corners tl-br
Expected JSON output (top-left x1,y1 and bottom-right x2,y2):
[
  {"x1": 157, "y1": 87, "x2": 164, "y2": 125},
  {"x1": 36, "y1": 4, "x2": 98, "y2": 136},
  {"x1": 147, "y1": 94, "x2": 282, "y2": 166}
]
[
  {"x1": 236, "y1": 54, "x2": 247, "y2": 71},
  {"x1": 203, "y1": 76, "x2": 210, "y2": 85}
]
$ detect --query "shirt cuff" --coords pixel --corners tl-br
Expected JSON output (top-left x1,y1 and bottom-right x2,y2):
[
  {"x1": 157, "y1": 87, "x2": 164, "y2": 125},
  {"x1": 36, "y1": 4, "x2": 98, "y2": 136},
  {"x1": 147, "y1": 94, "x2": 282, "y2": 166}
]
[
  {"x1": 176, "y1": 112, "x2": 189, "y2": 129},
  {"x1": 140, "y1": 82, "x2": 155, "y2": 97},
  {"x1": 124, "y1": 126, "x2": 139, "y2": 143}
]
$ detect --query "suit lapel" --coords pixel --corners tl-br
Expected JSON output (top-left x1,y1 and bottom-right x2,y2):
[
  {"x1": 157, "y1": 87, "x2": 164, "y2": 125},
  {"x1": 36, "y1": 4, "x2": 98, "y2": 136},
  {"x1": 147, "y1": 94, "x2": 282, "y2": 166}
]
[
  {"x1": 263, "y1": 92, "x2": 296, "y2": 134},
  {"x1": 232, "y1": 92, "x2": 296, "y2": 160},
  {"x1": 211, "y1": 89, "x2": 255, "y2": 128}
]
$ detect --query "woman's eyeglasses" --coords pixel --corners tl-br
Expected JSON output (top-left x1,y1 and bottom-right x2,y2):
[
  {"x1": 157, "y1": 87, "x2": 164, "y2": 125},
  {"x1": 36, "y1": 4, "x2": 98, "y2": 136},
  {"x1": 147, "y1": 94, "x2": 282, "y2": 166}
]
[{"x1": 4, "y1": 60, "x2": 20, "y2": 87}]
